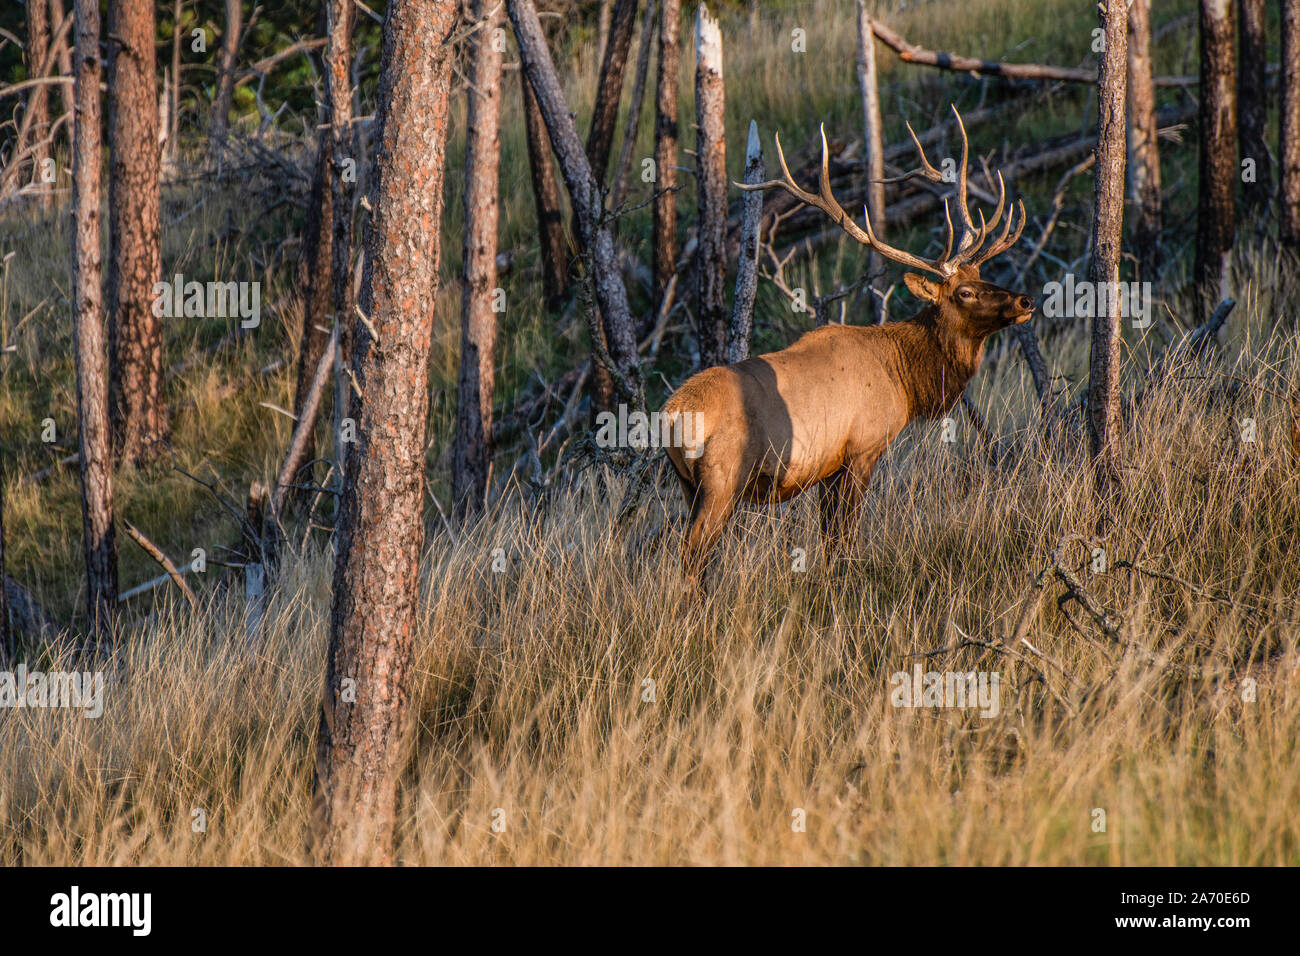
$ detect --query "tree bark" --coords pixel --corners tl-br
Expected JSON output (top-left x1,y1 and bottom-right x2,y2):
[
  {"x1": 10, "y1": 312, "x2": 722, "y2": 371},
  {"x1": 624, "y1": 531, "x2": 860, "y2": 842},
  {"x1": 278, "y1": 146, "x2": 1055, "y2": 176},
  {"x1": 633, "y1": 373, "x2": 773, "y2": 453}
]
[
  {"x1": 1195, "y1": 0, "x2": 1236, "y2": 326},
  {"x1": 452, "y1": 0, "x2": 503, "y2": 515},
  {"x1": 729, "y1": 119, "x2": 762, "y2": 364},
  {"x1": 294, "y1": 127, "x2": 335, "y2": 439},
  {"x1": 1282, "y1": 0, "x2": 1300, "y2": 248},
  {"x1": 1126, "y1": 0, "x2": 1162, "y2": 279},
  {"x1": 653, "y1": 0, "x2": 681, "y2": 313},
  {"x1": 209, "y1": 0, "x2": 242, "y2": 159},
  {"x1": 856, "y1": 0, "x2": 885, "y2": 320},
  {"x1": 311, "y1": 0, "x2": 459, "y2": 867},
  {"x1": 611, "y1": 0, "x2": 658, "y2": 212},
  {"x1": 107, "y1": 0, "x2": 166, "y2": 465},
  {"x1": 72, "y1": 0, "x2": 117, "y2": 650},
  {"x1": 586, "y1": 0, "x2": 638, "y2": 190},
  {"x1": 1238, "y1": 0, "x2": 1270, "y2": 214},
  {"x1": 521, "y1": 69, "x2": 568, "y2": 311},
  {"x1": 165, "y1": 0, "x2": 182, "y2": 176},
  {"x1": 26, "y1": 0, "x2": 53, "y2": 211},
  {"x1": 1087, "y1": 0, "x2": 1127, "y2": 529},
  {"x1": 508, "y1": 0, "x2": 644, "y2": 408},
  {"x1": 327, "y1": 0, "x2": 357, "y2": 479},
  {"x1": 694, "y1": 4, "x2": 727, "y2": 369}
]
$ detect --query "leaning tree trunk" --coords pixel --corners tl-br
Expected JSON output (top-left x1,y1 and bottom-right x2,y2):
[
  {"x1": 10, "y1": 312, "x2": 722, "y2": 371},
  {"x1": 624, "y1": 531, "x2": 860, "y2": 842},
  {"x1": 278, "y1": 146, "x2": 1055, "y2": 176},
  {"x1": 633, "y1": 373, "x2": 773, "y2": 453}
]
[
  {"x1": 521, "y1": 70, "x2": 568, "y2": 311},
  {"x1": 1282, "y1": 0, "x2": 1300, "y2": 248},
  {"x1": 694, "y1": 4, "x2": 727, "y2": 369},
  {"x1": 311, "y1": 0, "x2": 459, "y2": 867},
  {"x1": 209, "y1": 0, "x2": 242, "y2": 162},
  {"x1": 451, "y1": 0, "x2": 503, "y2": 516},
  {"x1": 653, "y1": 0, "x2": 681, "y2": 314},
  {"x1": 107, "y1": 0, "x2": 166, "y2": 465},
  {"x1": 1087, "y1": 0, "x2": 1127, "y2": 529},
  {"x1": 1238, "y1": 0, "x2": 1270, "y2": 215},
  {"x1": 1126, "y1": 0, "x2": 1162, "y2": 280},
  {"x1": 508, "y1": 0, "x2": 644, "y2": 408},
  {"x1": 72, "y1": 0, "x2": 117, "y2": 650},
  {"x1": 293, "y1": 124, "x2": 335, "y2": 441},
  {"x1": 611, "y1": 0, "x2": 658, "y2": 212},
  {"x1": 1195, "y1": 0, "x2": 1236, "y2": 326},
  {"x1": 26, "y1": 0, "x2": 53, "y2": 211},
  {"x1": 586, "y1": 0, "x2": 638, "y2": 189},
  {"x1": 326, "y1": 0, "x2": 357, "y2": 479}
]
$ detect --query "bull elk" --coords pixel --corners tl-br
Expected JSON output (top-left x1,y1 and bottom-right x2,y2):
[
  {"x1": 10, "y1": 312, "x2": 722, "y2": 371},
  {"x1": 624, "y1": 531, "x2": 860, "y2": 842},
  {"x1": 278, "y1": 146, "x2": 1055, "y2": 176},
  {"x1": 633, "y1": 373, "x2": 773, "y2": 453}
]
[{"x1": 663, "y1": 107, "x2": 1033, "y2": 578}]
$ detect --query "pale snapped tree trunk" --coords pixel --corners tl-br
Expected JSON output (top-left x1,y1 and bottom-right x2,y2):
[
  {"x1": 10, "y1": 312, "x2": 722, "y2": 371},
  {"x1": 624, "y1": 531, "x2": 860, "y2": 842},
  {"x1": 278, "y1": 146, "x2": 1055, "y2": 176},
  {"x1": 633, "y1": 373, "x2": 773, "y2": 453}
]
[
  {"x1": 508, "y1": 0, "x2": 644, "y2": 408},
  {"x1": 311, "y1": 0, "x2": 459, "y2": 867},
  {"x1": 729, "y1": 119, "x2": 762, "y2": 364},
  {"x1": 106, "y1": 0, "x2": 166, "y2": 465},
  {"x1": 1126, "y1": 0, "x2": 1162, "y2": 279},
  {"x1": 855, "y1": 0, "x2": 886, "y2": 320},
  {"x1": 1194, "y1": 0, "x2": 1236, "y2": 326},
  {"x1": 694, "y1": 4, "x2": 727, "y2": 369},
  {"x1": 1238, "y1": 0, "x2": 1270, "y2": 215},
  {"x1": 1281, "y1": 0, "x2": 1300, "y2": 248},
  {"x1": 1087, "y1": 0, "x2": 1127, "y2": 528},
  {"x1": 653, "y1": 0, "x2": 681, "y2": 314},
  {"x1": 586, "y1": 0, "x2": 638, "y2": 190},
  {"x1": 452, "y1": 0, "x2": 504, "y2": 515},
  {"x1": 209, "y1": 0, "x2": 242, "y2": 160},
  {"x1": 521, "y1": 70, "x2": 568, "y2": 311},
  {"x1": 26, "y1": 0, "x2": 53, "y2": 211},
  {"x1": 72, "y1": 0, "x2": 117, "y2": 649}
]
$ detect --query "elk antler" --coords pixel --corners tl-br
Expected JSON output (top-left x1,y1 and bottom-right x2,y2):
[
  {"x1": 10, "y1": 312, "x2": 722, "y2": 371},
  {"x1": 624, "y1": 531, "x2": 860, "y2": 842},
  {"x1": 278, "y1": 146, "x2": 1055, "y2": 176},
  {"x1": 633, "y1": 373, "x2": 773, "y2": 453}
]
[{"x1": 738, "y1": 106, "x2": 1026, "y2": 278}]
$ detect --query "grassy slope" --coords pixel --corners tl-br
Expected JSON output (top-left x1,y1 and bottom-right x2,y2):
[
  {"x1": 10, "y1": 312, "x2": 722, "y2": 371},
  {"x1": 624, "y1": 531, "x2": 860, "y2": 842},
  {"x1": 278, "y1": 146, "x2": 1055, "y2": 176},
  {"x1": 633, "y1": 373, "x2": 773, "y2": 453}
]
[{"x1": 2, "y1": 0, "x2": 1299, "y2": 864}]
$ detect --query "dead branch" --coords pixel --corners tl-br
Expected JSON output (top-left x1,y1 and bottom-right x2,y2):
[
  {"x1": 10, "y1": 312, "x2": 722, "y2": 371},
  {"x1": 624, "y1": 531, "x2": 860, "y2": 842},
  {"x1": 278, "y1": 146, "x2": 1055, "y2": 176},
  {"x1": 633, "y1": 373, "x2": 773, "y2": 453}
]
[{"x1": 122, "y1": 521, "x2": 200, "y2": 609}]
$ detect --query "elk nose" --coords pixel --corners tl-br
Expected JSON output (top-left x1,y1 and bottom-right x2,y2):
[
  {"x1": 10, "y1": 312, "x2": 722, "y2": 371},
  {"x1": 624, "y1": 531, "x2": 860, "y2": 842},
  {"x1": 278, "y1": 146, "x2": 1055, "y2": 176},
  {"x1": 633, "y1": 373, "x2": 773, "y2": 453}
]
[{"x1": 1016, "y1": 295, "x2": 1034, "y2": 312}]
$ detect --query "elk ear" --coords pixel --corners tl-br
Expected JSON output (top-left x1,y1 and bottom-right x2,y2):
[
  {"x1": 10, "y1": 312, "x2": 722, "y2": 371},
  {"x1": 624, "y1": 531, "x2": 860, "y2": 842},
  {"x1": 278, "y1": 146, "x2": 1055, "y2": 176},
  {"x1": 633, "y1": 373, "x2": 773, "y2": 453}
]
[{"x1": 904, "y1": 273, "x2": 940, "y2": 303}]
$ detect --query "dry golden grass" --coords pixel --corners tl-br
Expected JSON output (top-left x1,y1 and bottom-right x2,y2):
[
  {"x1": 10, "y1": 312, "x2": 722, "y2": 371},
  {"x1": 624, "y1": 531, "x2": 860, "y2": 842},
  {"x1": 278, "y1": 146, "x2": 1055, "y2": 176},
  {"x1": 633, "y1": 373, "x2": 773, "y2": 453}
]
[{"x1": 4, "y1": 240, "x2": 1299, "y2": 865}]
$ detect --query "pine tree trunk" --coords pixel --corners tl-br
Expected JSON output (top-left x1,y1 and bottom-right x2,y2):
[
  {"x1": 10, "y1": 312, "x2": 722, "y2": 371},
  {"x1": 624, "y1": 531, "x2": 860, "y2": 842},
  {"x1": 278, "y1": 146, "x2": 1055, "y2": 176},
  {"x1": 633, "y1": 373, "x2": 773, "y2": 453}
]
[
  {"x1": 508, "y1": 0, "x2": 644, "y2": 408},
  {"x1": 311, "y1": 0, "x2": 459, "y2": 867},
  {"x1": 694, "y1": 4, "x2": 727, "y2": 369},
  {"x1": 1195, "y1": 0, "x2": 1236, "y2": 326},
  {"x1": 26, "y1": 0, "x2": 53, "y2": 211},
  {"x1": 293, "y1": 128, "x2": 335, "y2": 441},
  {"x1": 611, "y1": 0, "x2": 658, "y2": 212},
  {"x1": 106, "y1": 0, "x2": 166, "y2": 465},
  {"x1": 327, "y1": 0, "x2": 357, "y2": 479},
  {"x1": 653, "y1": 0, "x2": 681, "y2": 314},
  {"x1": 586, "y1": 0, "x2": 638, "y2": 190},
  {"x1": 729, "y1": 120, "x2": 762, "y2": 364},
  {"x1": 1281, "y1": 0, "x2": 1300, "y2": 247},
  {"x1": 452, "y1": 0, "x2": 503, "y2": 515},
  {"x1": 209, "y1": 0, "x2": 242, "y2": 160},
  {"x1": 1238, "y1": 0, "x2": 1270, "y2": 214},
  {"x1": 1087, "y1": 0, "x2": 1127, "y2": 529},
  {"x1": 1126, "y1": 0, "x2": 1162, "y2": 279},
  {"x1": 72, "y1": 0, "x2": 117, "y2": 650},
  {"x1": 522, "y1": 70, "x2": 568, "y2": 311}
]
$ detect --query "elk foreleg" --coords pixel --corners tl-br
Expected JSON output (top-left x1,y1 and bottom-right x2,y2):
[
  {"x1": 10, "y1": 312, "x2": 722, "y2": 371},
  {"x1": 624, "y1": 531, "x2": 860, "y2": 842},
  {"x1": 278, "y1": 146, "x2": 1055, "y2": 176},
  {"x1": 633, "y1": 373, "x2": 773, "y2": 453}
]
[
  {"x1": 818, "y1": 462, "x2": 871, "y2": 565},
  {"x1": 682, "y1": 483, "x2": 736, "y2": 585}
]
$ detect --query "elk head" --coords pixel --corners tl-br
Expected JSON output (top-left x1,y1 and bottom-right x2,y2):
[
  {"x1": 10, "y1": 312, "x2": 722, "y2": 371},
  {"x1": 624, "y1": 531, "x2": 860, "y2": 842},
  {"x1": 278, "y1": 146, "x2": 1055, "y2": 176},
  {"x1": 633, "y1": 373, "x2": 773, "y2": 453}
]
[{"x1": 739, "y1": 105, "x2": 1032, "y2": 336}]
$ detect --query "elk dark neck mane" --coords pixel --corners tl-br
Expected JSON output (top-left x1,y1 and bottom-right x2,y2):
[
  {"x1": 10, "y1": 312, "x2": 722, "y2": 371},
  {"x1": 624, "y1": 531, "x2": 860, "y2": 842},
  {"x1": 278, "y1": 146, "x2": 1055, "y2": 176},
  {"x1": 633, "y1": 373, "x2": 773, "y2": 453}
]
[{"x1": 879, "y1": 308, "x2": 987, "y2": 419}]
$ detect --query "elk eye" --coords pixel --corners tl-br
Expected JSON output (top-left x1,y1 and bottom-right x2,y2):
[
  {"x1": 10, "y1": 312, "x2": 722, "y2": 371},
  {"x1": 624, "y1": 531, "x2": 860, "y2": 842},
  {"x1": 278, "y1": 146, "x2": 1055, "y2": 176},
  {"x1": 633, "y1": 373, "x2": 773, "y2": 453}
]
[{"x1": 957, "y1": 288, "x2": 974, "y2": 300}]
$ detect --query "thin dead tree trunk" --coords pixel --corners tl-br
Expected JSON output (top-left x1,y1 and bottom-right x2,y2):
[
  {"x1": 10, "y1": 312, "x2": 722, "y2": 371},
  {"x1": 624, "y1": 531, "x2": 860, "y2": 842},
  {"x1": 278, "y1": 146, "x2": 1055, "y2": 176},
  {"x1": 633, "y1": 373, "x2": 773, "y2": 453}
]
[
  {"x1": 311, "y1": 0, "x2": 459, "y2": 868},
  {"x1": 26, "y1": 0, "x2": 53, "y2": 211},
  {"x1": 1282, "y1": 0, "x2": 1300, "y2": 248},
  {"x1": 1238, "y1": 0, "x2": 1270, "y2": 215},
  {"x1": 521, "y1": 70, "x2": 568, "y2": 311},
  {"x1": 729, "y1": 119, "x2": 762, "y2": 364},
  {"x1": 452, "y1": 0, "x2": 503, "y2": 515},
  {"x1": 855, "y1": 0, "x2": 886, "y2": 320},
  {"x1": 1126, "y1": 0, "x2": 1162, "y2": 280},
  {"x1": 611, "y1": 0, "x2": 658, "y2": 211},
  {"x1": 1087, "y1": 0, "x2": 1127, "y2": 529},
  {"x1": 209, "y1": 0, "x2": 242, "y2": 162},
  {"x1": 587, "y1": 0, "x2": 638, "y2": 190},
  {"x1": 50, "y1": 0, "x2": 75, "y2": 157},
  {"x1": 107, "y1": 0, "x2": 166, "y2": 465},
  {"x1": 72, "y1": 0, "x2": 117, "y2": 650},
  {"x1": 1195, "y1": 0, "x2": 1236, "y2": 326},
  {"x1": 509, "y1": 0, "x2": 644, "y2": 408},
  {"x1": 294, "y1": 125, "x2": 335, "y2": 438},
  {"x1": 326, "y1": 0, "x2": 357, "y2": 478},
  {"x1": 166, "y1": 0, "x2": 182, "y2": 175},
  {"x1": 597, "y1": 0, "x2": 612, "y2": 65},
  {"x1": 653, "y1": 0, "x2": 681, "y2": 313},
  {"x1": 694, "y1": 3, "x2": 727, "y2": 369}
]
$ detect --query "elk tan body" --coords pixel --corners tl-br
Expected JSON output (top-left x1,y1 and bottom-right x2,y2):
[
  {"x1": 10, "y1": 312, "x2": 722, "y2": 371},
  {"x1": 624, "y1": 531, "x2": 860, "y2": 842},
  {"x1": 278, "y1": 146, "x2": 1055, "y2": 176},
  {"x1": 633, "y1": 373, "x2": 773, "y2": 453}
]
[{"x1": 664, "y1": 108, "x2": 1034, "y2": 576}]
